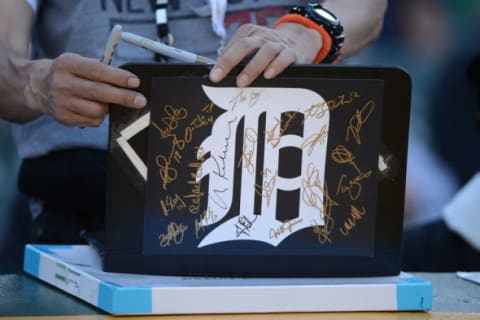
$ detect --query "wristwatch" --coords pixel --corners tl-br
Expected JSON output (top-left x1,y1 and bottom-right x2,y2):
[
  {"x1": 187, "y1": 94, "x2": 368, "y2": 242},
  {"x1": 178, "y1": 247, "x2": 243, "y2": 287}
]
[{"x1": 288, "y1": 2, "x2": 345, "y2": 63}]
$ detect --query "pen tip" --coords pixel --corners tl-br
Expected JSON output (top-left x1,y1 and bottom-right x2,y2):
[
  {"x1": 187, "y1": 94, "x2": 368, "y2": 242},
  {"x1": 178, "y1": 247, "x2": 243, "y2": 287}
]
[{"x1": 112, "y1": 24, "x2": 123, "y2": 33}]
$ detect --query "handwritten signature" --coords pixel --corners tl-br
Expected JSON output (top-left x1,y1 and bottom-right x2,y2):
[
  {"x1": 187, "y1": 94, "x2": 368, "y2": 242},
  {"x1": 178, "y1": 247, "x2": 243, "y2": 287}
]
[
  {"x1": 194, "y1": 208, "x2": 218, "y2": 239},
  {"x1": 346, "y1": 100, "x2": 375, "y2": 145},
  {"x1": 160, "y1": 193, "x2": 187, "y2": 216},
  {"x1": 336, "y1": 171, "x2": 372, "y2": 201},
  {"x1": 238, "y1": 127, "x2": 258, "y2": 174},
  {"x1": 152, "y1": 105, "x2": 193, "y2": 190},
  {"x1": 211, "y1": 117, "x2": 237, "y2": 178},
  {"x1": 265, "y1": 112, "x2": 297, "y2": 148},
  {"x1": 339, "y1": 205, "x2": 366, "y2": 236},
  {"x1": 235, "y1": 215, "x2": 258, "y2": 237},
  {"x1": 158, "y1": 222, "x2": 188, "y2": 247},
  {"x1": 303, "y1": 91, "x2": 361, "y2": 120},
  {"x1": 304, "y1": 101, "x2": 329, "y2": 120},
  {"x1": 301, "y1": 124, "x2": 328, "y2": 156},
  {"x1": 255, "y1": 168, "x2": 277, "y2": 207},
  {"x1": 269, "y1": 218, "x2": 303, "y2": 239},
  {"x1": 301, "y1": 164, "x2": 339, "y2": 243},
  {"x1": 155, "y1": 104, "x2": 187, "y2": 137},
  {"x1": 331, "y1": 145, "x2": 362, "y2": 174},
  {"x1": 190, "y1": 103, "x2": 215, "y2": 130},
  {"x1": 229, "y1": 89, "x2": 261, "y2": 110},
  {"x1": 186, "y1": 163, "x2": 204, "y2": 214},
  {"x1": 311, "y1": 214, "x2": 335, "y2": 244},
  {"x1": 326, "y1": 91, "x2": 361, "y2": 111},
  {"x1": 301, "y1": 163, "x2": 324, "y2": 209}
]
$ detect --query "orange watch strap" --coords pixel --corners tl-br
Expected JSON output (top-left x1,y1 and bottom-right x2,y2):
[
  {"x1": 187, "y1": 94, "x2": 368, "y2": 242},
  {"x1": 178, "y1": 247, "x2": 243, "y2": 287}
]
[{"x1": 274, "y1": 14, "x2": 332, "y2": 64}]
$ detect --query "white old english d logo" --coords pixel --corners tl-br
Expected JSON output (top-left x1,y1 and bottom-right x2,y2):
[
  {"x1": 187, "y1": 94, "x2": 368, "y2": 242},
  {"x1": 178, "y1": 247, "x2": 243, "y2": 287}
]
[{"x1": 196, "y1": 85, "x2": 330, "y2": 247}]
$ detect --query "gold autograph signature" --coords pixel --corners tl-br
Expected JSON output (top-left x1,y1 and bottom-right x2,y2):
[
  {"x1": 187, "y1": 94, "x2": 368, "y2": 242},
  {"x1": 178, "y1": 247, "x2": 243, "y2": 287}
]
[
  {"x1": 339, "y1": 205, "x2": 366, "y2": 236},
  {"x1": 301, "y1": 124, "x2": 328, "y2": 156},
  {"x1": 301, "y1": 164, "x2": 339, "y2": 244},
  {"x1": 158, "y1": 222, "x2": 188, "y2": 247},
  {"x1": 238, "y1": 127, "x2": 258, "y2": 174},
  {"x1": 160, "y1": 193, "x2": 187, "y2": 216},
  {"x1": 194, "y1": 208, "x2": 218, "y2": 239},
  {"x1": 229, "y1": 89, "x2": 262, "y2": 110},
  {"x1": 152, "y1": 105, "x2": 193, "y2": 190},
  {"x1": 336, "y1": 171, "x2": 372, "y2": 201},
  {"x1": 303, "y1": 91, "x2": 361, "y2": 120},
  {"x1": 186, "y1": 161, "x2": 203, "y2": 214},
  {"x1": 255, "y1": 168, "x2": 277, "y2": 207},
  {"x1": 346, "y1": 100, "x2": 375, "y2": 145},
  {"x1": 269, "y1": 218, "x2": 304, "y2": 240},
  {"x1": 265, "y1": 112, "x2": 298, "y2": 148}
]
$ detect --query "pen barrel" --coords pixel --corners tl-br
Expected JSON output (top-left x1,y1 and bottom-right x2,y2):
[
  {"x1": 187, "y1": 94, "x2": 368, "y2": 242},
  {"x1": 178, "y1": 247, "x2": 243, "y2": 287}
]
[
  {"x1": 102, "y1": 25, "x2": 123, "y2": 64},
  {"x1": 121, "y1": 32, "x2": 198, "y2": 63}
]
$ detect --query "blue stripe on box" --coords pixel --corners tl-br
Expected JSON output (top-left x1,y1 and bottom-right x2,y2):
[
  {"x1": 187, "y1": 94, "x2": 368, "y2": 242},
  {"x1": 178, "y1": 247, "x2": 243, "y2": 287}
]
[
  {"x1": 24, "y1": 245, "x2": 73, "y2": 277},
  {"x1": 396, "y1": 275, "x2": 433, "y2": 311},
  {"x1": 23, "y1": 245, "x2": 41, "y2": 277},
  {"x1": 98, "y1": 282, "x2": 152, "y2": 314},
  {"x1": 98, "y1": 282, "x2": 116, "y2": 311}
]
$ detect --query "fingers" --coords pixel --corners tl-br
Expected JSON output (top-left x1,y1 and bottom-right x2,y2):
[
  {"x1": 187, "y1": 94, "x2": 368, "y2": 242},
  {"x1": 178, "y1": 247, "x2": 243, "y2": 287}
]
[
  {"x1": 41, "y1": 53, "x2": 148, "y2": 127},
  {"x1": 68, "y1": 98, "x2": 108, "y2": 119},
  {"x1": 263, "y1": 49, "x2": 297, "y2": 79},
  {"x1": 53, "y1": 98, "x2": 108, "y2": 127},
  {"x1": 47, "y1": 88, "x2": 109, "y2": 127},
  {"x1": 209, "y1": 24, "x2": 298, "y2": 87},
  {"x1": 55, "y1": 53, "x2": 141, "y2": 89},
  {"x1": 72, "y1": 76, "x2": 147, "y2": 109},
  {"x1": 51, "y1": 53, "x2": 147, "y2": 109},
  {"x1": 238, "y1": 43, "x2": 296, "y2": 87},
  {"x1": 210, "y1": 24, "x2": 261, "y2": 84}
]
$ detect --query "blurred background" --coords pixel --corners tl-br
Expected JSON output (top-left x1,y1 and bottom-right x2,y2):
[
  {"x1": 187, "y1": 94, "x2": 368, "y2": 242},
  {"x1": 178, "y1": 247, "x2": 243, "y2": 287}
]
[
  {"x1": 0, "y1": 121, "x2": 23, "y2": 272},
  {"x1": 362, "y1": 0, "x2": 480, "y2": 227},
  {"x1": 349, "y1": 0, "x2": 480, "y2": 227},
  {"x1": 1, "y1": 0, "x2": 479, "y2": 271}
]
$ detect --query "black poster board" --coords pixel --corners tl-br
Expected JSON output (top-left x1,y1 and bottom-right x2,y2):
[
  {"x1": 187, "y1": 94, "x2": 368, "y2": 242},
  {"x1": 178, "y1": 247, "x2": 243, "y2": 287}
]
[{"x1": 105, "y1": 64, "x2": 411, "y2": 277}]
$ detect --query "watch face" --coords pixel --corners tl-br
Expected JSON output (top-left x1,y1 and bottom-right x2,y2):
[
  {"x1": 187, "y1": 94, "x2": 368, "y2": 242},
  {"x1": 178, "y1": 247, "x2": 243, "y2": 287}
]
[{"x1": 313, "y1": 8, "x2": 338, "y2": 23}]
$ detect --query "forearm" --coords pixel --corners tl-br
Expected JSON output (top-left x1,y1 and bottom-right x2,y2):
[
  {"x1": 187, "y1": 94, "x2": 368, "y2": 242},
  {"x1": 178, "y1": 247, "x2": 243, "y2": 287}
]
[
  {"x1": 0, "y1": 47, "x2": 43, "y2": 123},
  {"x1": 324, "y1": 0, "x2": 388, "y2": 58},
  {"x1": 0, "y1": 0, "x2": 42, "y2": 123}
]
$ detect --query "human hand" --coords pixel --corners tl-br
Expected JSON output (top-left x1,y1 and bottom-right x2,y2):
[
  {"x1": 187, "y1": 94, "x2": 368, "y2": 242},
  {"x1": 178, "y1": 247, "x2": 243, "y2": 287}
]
[
  {"x1": 209, "y1": 23, "x2": 322, "y2": 87},
  {"x1": 24, "y1": 53, "x2": 147, "y2": 127}
]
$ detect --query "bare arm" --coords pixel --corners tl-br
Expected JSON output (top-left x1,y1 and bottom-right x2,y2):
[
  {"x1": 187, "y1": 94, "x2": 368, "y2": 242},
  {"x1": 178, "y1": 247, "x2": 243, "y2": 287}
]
[
  {"x1": 210, "y1": 0, "x2": 388, "y2": 87},
  {"x1": 0, "y1": 0, "x2": 39, "y2": 122},
  {"x1": 324, "y1": 0, "x2": 387, "y2": 58},
  {"x1": 0, "y1": 0, "x2": 147, "y2": 126}
]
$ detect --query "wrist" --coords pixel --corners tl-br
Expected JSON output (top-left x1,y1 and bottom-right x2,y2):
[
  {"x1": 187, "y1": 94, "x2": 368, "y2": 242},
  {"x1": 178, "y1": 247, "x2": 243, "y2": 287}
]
[
  {"x1": 22, "y1": 59, "x2": 51, "y2": 116},
  {"x1": 0, "y1": 54, "x2": 42, "y2": 123},
  {"x1": 275, "y1": 3, "x2": 344, "y2": 64},
  {"x1": 274, "y1": 15, "x2": 331, "y2": 64}
]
